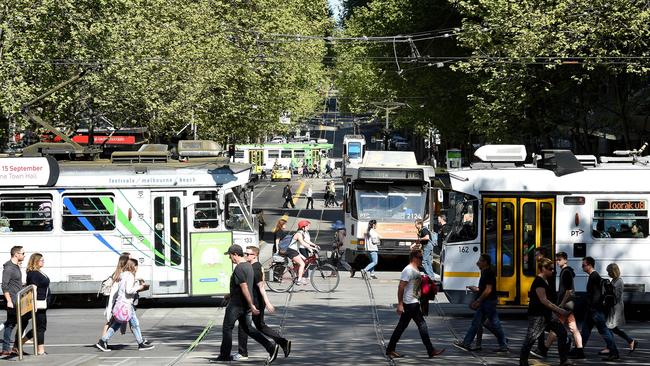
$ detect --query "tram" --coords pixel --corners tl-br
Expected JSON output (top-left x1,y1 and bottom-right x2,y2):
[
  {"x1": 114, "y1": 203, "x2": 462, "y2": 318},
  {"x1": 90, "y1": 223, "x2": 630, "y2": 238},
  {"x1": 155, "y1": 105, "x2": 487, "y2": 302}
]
[
  {"x1": 441, "y1": 145, "x2": 650, "y2": 306},
  {"x1": 233, "y1": 142, "x2": 333, "y2": 177},
  {"x1": 0, "y1": 145, "x2": 257, "y2": 298},
  {"x1": 341, "y1": 151, "x2": 435, "y2": 267}
]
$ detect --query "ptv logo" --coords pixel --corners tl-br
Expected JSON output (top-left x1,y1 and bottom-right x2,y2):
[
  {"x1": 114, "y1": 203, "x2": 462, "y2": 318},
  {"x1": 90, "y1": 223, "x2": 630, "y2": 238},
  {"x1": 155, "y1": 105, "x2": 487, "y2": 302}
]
[{"x1": 570, "y1": 228, "x2": 584, "y2": 237}]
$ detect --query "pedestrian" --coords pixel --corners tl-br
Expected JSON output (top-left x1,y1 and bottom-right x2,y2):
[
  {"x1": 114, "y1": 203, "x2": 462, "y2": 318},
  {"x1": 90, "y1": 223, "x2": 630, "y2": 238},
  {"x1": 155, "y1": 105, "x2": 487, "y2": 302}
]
[
  {"x1": 101, "y1": 252, "x2": 131, "y2": 338},
  {"x1": 602, "y1": 263, "x2": 638, "y2": 355},
  {"x1": 96, "y1": 259, "x2": 154, "y2": 352},
  {"x1": 542, "y1": 252, "x2": 584, "y2": 359},
  {"x1": 305, "y1": 185, "x2": 314, "y2": 209},
  {"x1": 2, "y1": 246, "x2": 27, "y2": 357},
  {"x1": 529, "y1": 246, "x2": 556, "y2": 359},
  {"x1": 302, "y1": 162, "x2": 309, "y2": 178},
  {"x1": 518, "y1": 258, "x2": 571, "y2": 366},
  {"x1": 327, "y1": 181, "x2": 338, "y2": 207},
  {"x1": 213, "y1": 245, "x2": 280, "y2": 363},
  {"x1": 385, "y1": 249, "x2": 445, "y2": 359},
  {"x1": 454, "y1": 253, "x2": 508, "y2": 353},
  {"x1": 436, "y1": 214, "x2": 449, "y2": 246},
  {"x1": 233, "y1": 246, "x2": 291, "y2": 360},
  {"x1": 325, "y1": 160, "x2": 333, "y2": 178},
  {"x1": 272, "y1": 217, "x2": 289, "y2": 254},
  {"x1": 415, "y1": 219, "x2": 436, "y2": 278},
  {"x1": 256, "y1": 210, "x2": 266, "y2": 241},
  {"x1": 287, "y1": 220, "x2": 320, "y2": 285},
  {"x1": 282, "y1": 184, "x2": 295, "y2": 209},
  {"x1": 361, "y1": 220, "x2": 380, "y2": 279},
  {"x1": 21, "y1": 253, "x2": 50, "y2": 355},
  {"x1": 331, "y1": 220, "x2": 353, "y2": 274},
  {"x1": 579, "y1": 256, "x2": 619, "y2": 360}
]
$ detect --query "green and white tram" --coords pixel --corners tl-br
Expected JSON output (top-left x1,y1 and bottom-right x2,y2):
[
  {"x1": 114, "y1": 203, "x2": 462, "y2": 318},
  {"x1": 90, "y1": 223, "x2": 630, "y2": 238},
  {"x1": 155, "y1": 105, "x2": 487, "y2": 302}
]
[
  {"x1": 441, "y1": 145, "x2": 650, "y2": 307},
  {"x1": 234, "y1": 142, "x2": 334, "y2": 176},
  {"x1": 0, "y1": 147, "x2": 258, "y2": 298}
]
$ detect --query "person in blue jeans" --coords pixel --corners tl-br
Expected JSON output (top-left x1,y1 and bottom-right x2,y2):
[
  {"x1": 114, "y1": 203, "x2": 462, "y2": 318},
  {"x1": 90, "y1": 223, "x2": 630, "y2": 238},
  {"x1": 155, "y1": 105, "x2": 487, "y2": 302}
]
[
  {"x1": 453, "y1": 254, "x2": 508, "y2": 353},
  {"x1": 415, "y1": 219, "x2": 436, "y2": 278},
  {"x1": 362, "y1": 220, "x2": 380, "y2": 279},
  {"x1": 580, "y1": 256, "x2": 619, "y2": 361}
]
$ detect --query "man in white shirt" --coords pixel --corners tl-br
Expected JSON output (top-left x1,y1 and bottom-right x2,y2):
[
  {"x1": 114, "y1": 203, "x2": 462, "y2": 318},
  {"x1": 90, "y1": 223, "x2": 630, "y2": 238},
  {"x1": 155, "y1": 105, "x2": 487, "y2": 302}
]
[
  {"x1": 385, "y1": 250, "x2": 445, "y2": 359},
  {"x1": 305, "y1": 185, "x2": 314, "y2": 209}
]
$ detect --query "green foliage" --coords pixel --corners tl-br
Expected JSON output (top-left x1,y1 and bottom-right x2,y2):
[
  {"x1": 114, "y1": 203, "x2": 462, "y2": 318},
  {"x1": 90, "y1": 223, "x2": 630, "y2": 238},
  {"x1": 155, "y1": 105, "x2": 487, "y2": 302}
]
[{"x1": 0, "y1": 0, "x2": 332, "y2": 143}]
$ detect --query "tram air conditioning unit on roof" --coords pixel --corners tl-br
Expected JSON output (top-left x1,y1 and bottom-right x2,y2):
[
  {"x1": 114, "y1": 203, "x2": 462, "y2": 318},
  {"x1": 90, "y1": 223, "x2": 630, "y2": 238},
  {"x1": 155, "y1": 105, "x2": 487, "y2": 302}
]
[{"x1": 474, "y1": 145, "x2": 527, "y2": 162}]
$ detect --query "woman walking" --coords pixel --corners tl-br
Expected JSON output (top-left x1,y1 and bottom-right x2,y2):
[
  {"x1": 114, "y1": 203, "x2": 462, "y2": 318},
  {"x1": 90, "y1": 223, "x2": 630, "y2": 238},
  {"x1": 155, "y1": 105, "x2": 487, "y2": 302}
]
[
  {"x1": 602, "y1": 263, "x2": 638, "y2": 355},
  {"x1": 361, "y1": 220, "x2": 380, "y2": 279},
  {"x1": 101, "y1": 253, "x2": 131, "y2": 337},
  {"x1": 23, "y1": 253, "x2": 50, "y2": 355}
]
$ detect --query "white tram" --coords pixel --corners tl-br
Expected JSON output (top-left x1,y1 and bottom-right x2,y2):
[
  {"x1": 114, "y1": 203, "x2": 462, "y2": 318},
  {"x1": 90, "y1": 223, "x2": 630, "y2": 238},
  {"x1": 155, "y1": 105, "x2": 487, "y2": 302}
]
[
  {"x1": 0, "y1": 148, "x2": 258, "y2": 298},
  {"x1": 342, "y1": 151, "x2": 435, "y2": 266},
  {"x1": 441, "y1": 145, "x2": 650, "y2": 306}
]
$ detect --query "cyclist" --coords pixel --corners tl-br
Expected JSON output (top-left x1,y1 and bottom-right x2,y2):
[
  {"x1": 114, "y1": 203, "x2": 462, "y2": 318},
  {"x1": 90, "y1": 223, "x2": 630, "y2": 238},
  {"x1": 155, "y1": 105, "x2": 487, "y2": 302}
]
[{"x1": 287, "y1": 220, "x2": 320, "y2": 285}]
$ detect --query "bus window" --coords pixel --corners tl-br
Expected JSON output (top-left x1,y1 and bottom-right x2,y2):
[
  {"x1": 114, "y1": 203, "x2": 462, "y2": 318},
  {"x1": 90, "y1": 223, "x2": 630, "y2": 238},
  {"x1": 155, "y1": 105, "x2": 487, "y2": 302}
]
[
  {"x1": 281, "y1": 150, "x2": 292, "y2": 158},
  {"x1": 193, "y1": 191, "x2": 219, "y2": 229},
  {"x1": 348, "y1": 142, "x2": 362, "y2": 159},
  {"x1": 445, "y1": 192, "x2": 478, "y2": 243},
  {"x1": 225, "y1": 193, "x2": 252, "y2": 231},
  {"x1": 593, "y1": 200, "x2": 648, "y2": 238},
  {"x1": 268, "y1": 150, "x2": 280, "y2": 159},
  {"x1": 62, "y1": 195, "x2": 115, "y2": 231},
  {"x1": 0, "y1": 195, "x2": 53, "y2": 232}
]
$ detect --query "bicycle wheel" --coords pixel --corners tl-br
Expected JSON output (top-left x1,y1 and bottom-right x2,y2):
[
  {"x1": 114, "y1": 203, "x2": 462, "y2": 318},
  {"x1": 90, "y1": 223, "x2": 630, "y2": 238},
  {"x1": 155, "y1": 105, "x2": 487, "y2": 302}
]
[
  {"x1": 310, "y1": 263, "x2": 340, "y2": 293},
  {"x1": 266, "y1": 263, "x2": 295, "y2": 293}
]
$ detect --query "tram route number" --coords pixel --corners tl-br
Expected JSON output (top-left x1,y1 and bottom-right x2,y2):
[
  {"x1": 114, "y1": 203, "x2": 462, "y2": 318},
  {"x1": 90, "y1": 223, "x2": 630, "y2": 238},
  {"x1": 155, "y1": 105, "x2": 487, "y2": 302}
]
[{"x1": 458, "y1": 246, "x2": 470, "y2": 254}]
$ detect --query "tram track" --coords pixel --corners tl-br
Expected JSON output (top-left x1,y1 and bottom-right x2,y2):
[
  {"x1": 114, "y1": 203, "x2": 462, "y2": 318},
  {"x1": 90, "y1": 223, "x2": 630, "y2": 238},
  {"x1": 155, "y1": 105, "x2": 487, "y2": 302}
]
[{"x1": 362, "y1": 274, "x2": 397, "y2": 366}]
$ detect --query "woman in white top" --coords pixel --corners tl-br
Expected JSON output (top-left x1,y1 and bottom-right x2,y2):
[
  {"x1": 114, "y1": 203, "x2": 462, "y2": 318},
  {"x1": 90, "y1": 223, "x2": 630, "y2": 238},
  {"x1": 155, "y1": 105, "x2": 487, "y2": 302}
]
[
  {"x1": 289, "y1": 220, "x2": 320, "y2": 285},
  {"x1": 362, "y1": 220, "x2": 380, "y2": 279}
]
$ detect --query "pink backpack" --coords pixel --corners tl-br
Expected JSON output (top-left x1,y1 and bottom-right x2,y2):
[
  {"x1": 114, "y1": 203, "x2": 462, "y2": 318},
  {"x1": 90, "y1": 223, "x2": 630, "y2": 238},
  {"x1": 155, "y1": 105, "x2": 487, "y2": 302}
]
[{"x1": 112, "y1": 301, "x2": 133, "y2": 323}]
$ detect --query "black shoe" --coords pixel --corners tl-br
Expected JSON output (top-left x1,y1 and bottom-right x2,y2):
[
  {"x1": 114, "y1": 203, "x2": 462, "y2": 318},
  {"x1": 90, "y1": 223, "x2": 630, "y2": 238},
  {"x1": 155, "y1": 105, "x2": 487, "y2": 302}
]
[
  {"x1": 630, "y1": 340, "x2": 638, "y2": 353},
  {"x1": 138, "y1": 342, "x2": 155, "y2": 351},
  {"x1": 569, "y1": 348, "x2": 585, "y2": 359},
  {"x1": 95, "y1": 339, "x2": 110, "y2": 352},
  {"x1": 266, "y1": 344, "x2": 280, "y2": 364},
  {"x1": 602, "y1": 353, "x2": 619, "y2": 361},
  {"x1": 453, "y1": 340, "x2": 472, "y2": 352},
  {"x1": 470, "y1": 346, "x2": 482, "y2": 352},
  {"x1": 211, "y1": 355, "x2": 233, "y2": 362},
  {"x1": 282, "y1": 340, "x2": 291, "y2": 358},
  {"x1": 142, "y1": 338, "x2": 153, "y2": 346},
  {"x1": 530, "y1": 347, "x2": 547, "y2": 359},
  {"x1": 350, "y1": 270, "x2": 356, "y2": 278},
  {"x1": 494, "y1": 347, "x2": 509, "y2": 354}
]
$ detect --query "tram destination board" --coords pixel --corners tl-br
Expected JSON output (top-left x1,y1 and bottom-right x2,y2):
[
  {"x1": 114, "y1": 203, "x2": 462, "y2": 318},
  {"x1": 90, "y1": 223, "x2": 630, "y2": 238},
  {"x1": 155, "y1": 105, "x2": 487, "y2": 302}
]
[
  {"x1": 358, "y1": 168, "x2": 424, "y2": 180},
  {"x1": 596, "y1": 200, "x2": 646, "y2": 210}
]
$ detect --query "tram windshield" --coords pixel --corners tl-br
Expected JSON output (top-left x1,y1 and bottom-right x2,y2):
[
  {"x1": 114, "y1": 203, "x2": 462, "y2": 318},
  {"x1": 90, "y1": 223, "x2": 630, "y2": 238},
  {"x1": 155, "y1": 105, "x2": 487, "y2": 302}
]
[
  {"x1": 355, "y1": 185, "x2": 426, "y2": 221},
  {"x1": 444, "y1": 191, "x2": 479, "y2": 243}
]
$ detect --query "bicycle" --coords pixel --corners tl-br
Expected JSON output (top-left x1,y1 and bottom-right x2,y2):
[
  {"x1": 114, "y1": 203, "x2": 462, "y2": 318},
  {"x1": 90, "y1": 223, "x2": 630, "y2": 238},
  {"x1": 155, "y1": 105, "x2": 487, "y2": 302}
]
[{"x1": 266, "y1": 250, "x2": 340, "y2": 293}]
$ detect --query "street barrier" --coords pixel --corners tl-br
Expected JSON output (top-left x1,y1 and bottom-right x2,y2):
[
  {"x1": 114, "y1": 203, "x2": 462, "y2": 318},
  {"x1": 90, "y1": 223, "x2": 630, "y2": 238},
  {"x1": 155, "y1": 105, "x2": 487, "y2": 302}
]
[{"x1": 16, "y1": 285, "x2": 38, "y2": 360}]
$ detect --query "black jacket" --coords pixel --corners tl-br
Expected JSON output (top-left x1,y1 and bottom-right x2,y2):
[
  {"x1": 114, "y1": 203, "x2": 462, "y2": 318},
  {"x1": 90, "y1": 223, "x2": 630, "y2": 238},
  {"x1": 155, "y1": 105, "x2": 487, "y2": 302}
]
[{"x1": 27, "y1": 270, "x2": 50, "y2": 301}]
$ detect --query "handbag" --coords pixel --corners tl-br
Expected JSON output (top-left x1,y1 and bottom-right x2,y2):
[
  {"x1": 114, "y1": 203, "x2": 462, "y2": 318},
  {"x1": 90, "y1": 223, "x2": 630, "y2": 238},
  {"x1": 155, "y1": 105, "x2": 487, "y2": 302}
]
[
  {"x1": 112, "y1": 301, "x2": 133, "y2": 323},
  {"x1": 37, "y1": 300, "x2": 47, "y2": 310}
]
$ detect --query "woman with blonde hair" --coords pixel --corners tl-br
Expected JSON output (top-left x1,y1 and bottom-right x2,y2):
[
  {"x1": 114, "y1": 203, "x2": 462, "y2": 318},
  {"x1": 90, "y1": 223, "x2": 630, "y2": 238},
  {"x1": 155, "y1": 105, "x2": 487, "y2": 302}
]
[
  {"x1": 101, "y1": 252, "x2": 131, "y2": 338},
  {"x1": 22, "y1": 253, "x2": 50, "y2": 355},
  {"x1": 602, "y1": 263, "x2": 638, "y2": 355}
]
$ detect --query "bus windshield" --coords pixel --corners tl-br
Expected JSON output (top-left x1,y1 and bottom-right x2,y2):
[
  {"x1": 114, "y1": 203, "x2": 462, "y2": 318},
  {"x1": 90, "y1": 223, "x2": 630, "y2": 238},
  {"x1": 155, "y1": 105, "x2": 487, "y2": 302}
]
[{"x1": 355, "y1": 185, "x2": 425, "y2": 221}]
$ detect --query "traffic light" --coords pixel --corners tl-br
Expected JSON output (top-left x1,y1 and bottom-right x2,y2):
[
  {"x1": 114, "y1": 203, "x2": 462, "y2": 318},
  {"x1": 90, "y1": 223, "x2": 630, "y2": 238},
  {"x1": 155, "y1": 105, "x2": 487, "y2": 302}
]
[{"x1": 228, "y1": 144, "x2": 235, "y2": 158}]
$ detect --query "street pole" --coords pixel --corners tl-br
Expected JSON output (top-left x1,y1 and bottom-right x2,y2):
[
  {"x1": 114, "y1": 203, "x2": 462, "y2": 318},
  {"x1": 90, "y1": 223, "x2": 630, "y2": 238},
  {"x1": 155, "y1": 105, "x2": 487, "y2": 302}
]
[{"x1": 372, "y1": 102, "x2": 405, "y2": 151}]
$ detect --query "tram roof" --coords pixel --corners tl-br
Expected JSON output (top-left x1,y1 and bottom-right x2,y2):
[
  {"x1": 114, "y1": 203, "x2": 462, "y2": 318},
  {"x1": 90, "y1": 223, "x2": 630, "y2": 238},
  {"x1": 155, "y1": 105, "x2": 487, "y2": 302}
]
[
  {"x1": 235, "y1": 143, "x2": 333, "y2": 149},
  {"x1": 449, "y1": 164, "x2": 650, "y2": 194}
]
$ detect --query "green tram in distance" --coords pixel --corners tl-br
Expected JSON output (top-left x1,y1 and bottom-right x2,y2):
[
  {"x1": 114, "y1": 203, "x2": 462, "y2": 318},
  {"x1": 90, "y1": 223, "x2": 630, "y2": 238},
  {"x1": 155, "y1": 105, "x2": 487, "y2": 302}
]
[{"x1": 234, "y1": 142, "x2": 334, "y2": 177}]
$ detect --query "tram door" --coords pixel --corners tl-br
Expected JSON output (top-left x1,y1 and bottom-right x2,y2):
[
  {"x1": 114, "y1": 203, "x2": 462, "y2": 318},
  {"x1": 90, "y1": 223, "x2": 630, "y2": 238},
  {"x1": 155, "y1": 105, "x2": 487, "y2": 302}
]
[
  {"x1": 151, "y1": 192, "x2": 186, "y2": 295},
  {"x1": 249, "y1": 150, "x2": 264, "y2": 175},
  {"x1": 483, "y1": 198, "x2": 555, "y2": 305},
  {"x1": 311, "y1": 149, "x2": 321, "y2": 169}
]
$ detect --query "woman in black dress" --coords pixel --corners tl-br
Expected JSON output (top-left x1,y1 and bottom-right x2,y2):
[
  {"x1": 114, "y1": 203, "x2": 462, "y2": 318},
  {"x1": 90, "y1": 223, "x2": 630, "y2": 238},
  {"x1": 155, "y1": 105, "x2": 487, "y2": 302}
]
[{"x1": 23, "y1": 253, "x2": 50, "y2": 355}]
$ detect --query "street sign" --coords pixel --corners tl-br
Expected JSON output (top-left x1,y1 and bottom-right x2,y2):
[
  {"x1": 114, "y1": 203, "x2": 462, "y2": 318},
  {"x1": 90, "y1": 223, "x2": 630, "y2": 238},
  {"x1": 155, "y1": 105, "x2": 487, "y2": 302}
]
[{"x1": 19, "y1": 288, "x2": 34, "y2": 316}]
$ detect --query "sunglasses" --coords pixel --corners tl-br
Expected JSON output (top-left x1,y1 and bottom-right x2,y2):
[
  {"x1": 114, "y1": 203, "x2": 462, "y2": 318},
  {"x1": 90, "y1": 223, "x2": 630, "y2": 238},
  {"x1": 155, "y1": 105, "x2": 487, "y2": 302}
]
[{"x1": 244, "y1": 252, "x2": 256, "y2": 256}]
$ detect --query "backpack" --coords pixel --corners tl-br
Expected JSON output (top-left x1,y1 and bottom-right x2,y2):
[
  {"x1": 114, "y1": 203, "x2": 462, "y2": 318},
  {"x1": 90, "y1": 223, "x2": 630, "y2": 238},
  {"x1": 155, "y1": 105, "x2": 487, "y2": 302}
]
[
  {"x1": 278, "y1": 233, "x2": 293, "y2": 253},
  {"x1": 98, "y1": 276, "x2": 114, "y2": 297},
  {"x1": 600, "y1": 278, "x2": 617, "y2": 309},
  {"x1": 420, "y1": 274, "x2": 438, "y2": 298}
]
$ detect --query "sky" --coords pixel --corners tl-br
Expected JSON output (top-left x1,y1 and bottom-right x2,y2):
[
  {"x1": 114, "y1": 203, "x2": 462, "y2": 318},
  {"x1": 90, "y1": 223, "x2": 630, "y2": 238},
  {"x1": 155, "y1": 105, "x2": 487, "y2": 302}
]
[{"x1": 328, "y1": 0, "x2": 343, "y2": 22}]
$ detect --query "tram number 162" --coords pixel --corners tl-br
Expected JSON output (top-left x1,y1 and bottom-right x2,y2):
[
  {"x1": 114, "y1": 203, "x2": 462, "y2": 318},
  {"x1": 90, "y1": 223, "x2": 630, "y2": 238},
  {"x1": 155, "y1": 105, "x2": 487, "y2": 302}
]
[{"x1": 458, "y1": 246, "x2": 470, "y2": 254}]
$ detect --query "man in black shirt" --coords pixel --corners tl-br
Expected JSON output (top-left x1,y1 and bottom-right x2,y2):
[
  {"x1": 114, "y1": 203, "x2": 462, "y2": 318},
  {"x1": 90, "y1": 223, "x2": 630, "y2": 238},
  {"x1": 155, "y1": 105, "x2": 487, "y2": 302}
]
[
  {"x1": 579, "y1": 256, "x2": 619, "y2": 360},
  {"x1": 2, "y1": 246, "x2": 26, "y2": 356},
  {"x1": 235, "y1": 246, "x2": 291, "y2": 360},
  {"x1": 518, "y1": 258, "x2": 570, "y2": 366},
  {"x1": 282, "y1": 185, "x2": 295, "y2": 208},
  {"x1": 214, "y1": 245, "x2": 280, "y2": 363},
  {"x1": 453, "y1": 254, "x2": 508, "y2": 353}
]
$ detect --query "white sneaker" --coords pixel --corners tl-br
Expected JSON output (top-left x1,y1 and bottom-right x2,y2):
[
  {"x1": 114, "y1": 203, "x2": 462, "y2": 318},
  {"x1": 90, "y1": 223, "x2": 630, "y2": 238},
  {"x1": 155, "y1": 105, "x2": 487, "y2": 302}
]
[{"x1": 231, "y1": 353, "x2": 249, "y2": 361}]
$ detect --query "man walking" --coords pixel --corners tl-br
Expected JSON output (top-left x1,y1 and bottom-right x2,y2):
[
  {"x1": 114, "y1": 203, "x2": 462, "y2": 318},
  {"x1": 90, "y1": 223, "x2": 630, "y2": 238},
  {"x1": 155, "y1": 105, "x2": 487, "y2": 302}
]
[
  {"x1": 415, "y1": 219, "x2": 436, "y2": 279},
  {"x1": 305, "y1": 185, "x2": 314, "y2": 209},
  {"x1": 2, "y1": 246, "x2": 26, "y2": 356},
  {"x1": 233, "y1": 246, "x2": 291, "y2": 361},
  {"x1": 385, "y1": 250, "x2": 445, "y2": 359},
  {"x1": 453, "y1": 254, "x2": 508, "y2": 353},
  {"x1": 519, "y1": 258, "x2": 571, "y2": 366},
  {"x1": 580, "y1": 256, "x2": 619, "y2": 360},
  {"x1": 282, "y1": 184, "x2": 295, "y2": 209},
  {"x1": 214, "y1": 246, "x2": 280, "y2": 363}
]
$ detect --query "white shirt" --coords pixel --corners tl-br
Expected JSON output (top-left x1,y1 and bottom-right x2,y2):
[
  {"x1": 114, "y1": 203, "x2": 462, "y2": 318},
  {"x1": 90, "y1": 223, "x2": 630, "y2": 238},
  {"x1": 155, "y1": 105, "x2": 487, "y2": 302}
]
[
  {"x1": 400, "y1": 265, "x2": 421, "y2": 304},
  {"x1": 307, "y1": 187, "x2": 313, "y2": 198},
  {"x1": 289, "y1": 230, "x2": 310, "y2": 251},
  {"x1": 366, "y1": 228, "x2": 380, "y2": 251}
]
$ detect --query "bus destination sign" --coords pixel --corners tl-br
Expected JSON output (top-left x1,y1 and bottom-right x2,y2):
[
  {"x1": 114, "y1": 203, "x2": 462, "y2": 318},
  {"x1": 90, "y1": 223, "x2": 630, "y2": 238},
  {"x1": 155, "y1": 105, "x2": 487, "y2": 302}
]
[
  {"x1": 358, "y1": 169, "x2": 424, "y2": 180},
  {"x1": 596, "y1": 200, "x2": 646, "y2": 210},
  {"x1": 0, "y1": 157, "x2": 60, "y2": 187}
]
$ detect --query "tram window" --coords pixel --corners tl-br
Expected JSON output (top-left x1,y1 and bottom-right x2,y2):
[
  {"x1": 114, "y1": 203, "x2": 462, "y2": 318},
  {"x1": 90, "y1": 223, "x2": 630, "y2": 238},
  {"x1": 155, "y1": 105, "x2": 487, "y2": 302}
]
[
  {"x1": 268, "y1": 150, "x2": 280, "y2": 159},
  {"x1": 0, "y1": 195, "x2": 53, "y2": 232},
  {"x1": 592, "y1": 200, "x2": 648, "y2": 239},
  {"x1": 193, "y1": 191, "x2": 219, "y2": 229},
  {"x1": 62, "y1": 195, "x2": 115, "y2": 231},
  {"x1": 540, "y1": 202, "x2": 553, "y2": 256},
  {"x1": 234, "y1": 150, "x2": 244, "y2": 159},
  {"x1": 348, "y1": 142, "x2": 362, "y2": 159},
  {"x1": 522, "y1": 202, "x2": 536, "y2": 277},
  {"x1": 294, "y1": 150, "x2": 305, "y2": 158},
  {"x1": 224, "y1": 193, "x2": 252, "y2": 231},
  {"x1": 484, "y1": 202, "x2": 498, "y2": 268},
  {"x1": 501, "y1": 202, "x2": 515, "y2": 277},
  {"x1": 354, "y1": 185, "x2": 426, "y2": 221},
  {"x1": 445, "y1": 192, "x2": 478, "y2": 243},
  {"x1": 281, "y1": 150, "x2": 292, "y2": 158}
]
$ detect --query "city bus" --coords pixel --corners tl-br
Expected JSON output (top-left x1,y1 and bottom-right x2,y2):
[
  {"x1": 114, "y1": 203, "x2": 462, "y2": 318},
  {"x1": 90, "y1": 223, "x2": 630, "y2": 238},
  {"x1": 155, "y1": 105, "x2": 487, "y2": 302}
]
[
  {"x1": 0, "y1": 146, "x2": 257, "y2": 298},
  {"x1": 341, "y1": 151, "x2": 435, "y2": 268},
  {"x1": 233, "y1": 142, "x2": 333, "y2": 177},
  {"x1": 441, "y1": 144, "x2": 650, "y2": 307}
]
